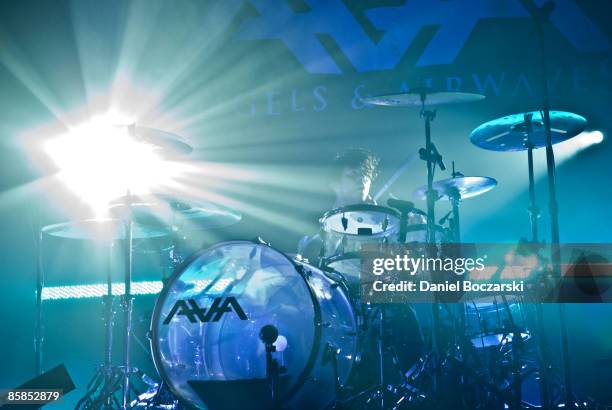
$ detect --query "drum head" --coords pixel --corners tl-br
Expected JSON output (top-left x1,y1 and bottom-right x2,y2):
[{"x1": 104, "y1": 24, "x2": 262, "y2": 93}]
[
  {"x1": 321, "y1": 204, "x2": 400, "y2": 236},
  {"x1": 465, "y1": 295, "x2": 530, "y2": 348},
  {"x1": 150, "y1": 241, "x2": 320, "y2": 409}
]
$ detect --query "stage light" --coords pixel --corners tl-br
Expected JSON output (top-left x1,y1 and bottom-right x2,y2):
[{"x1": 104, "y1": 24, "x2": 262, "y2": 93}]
[
  {"x1": 41, "y1": 279, "x2": 231, "y2": 301},
  {"x1": 44, "y1": 114, "x2": 182, "y2": 217},
  {"x1": 580, "y1": 130, "x2": 604, "y2": 145},
  {"x1": 550, "y1": 129, "x2": 605, "y2": 164}
]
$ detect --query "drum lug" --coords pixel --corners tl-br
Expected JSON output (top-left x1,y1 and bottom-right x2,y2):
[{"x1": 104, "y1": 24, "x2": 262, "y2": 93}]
[{"x1": 295, "y1": 264, "x2": 312, "y2": 277}]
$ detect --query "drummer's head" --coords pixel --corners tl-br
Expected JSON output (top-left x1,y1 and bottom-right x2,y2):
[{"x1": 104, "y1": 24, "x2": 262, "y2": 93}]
[{"x1": 331, "y1": 149, "x2": 379, "y2": 204}]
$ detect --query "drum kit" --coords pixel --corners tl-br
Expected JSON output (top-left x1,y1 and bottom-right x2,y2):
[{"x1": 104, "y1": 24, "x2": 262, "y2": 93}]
[
  {"x1": 34, "y1": 90, "x2": 592, "y2": 409},
  {"x1": 33, "y1": 4, "x2": 599, "y2": 408}
]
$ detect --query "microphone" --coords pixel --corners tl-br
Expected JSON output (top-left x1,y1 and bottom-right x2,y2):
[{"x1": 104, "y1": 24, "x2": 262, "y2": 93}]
[
  {"x1": 259, "y1": 324, "x2": 279, "y2": 345},
  {"x1": 387, "y1": 198, "x2": 415, "y2": 214}
]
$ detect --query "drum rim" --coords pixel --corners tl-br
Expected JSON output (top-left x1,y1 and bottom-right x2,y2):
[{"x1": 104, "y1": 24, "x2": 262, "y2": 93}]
[
  {"x1": 320, "y1": 204, "x2": 400, "y2": 235},
  {"x1": 402, "y1": 223, "x2": 446, "y2": 234},
  {"x1": 149, "y1": 240, "x2": 324, "y2": 408},
  {"x1": 325, "y1": 252, "x2": 363, "y2": 265}
]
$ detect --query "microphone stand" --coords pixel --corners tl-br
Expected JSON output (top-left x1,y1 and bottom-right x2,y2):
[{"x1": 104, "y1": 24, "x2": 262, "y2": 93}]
[{"x1": 260, "y1": 325, "x2": 282, "y2": 409}]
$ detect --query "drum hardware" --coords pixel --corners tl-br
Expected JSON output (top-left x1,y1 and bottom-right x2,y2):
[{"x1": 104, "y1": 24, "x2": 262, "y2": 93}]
[
  {"x1": 132, "y1": 381, "x2": 181, "y2": 409},
  {"x1": 470, "y1": 105, "x2": 587, "y2": 408},
  {"x1": 534, "y1": 3, "x2": 575, "y2": 403},
  {"x1": 33, "y1": 124, "x2": 193, "y2": 389},
  {"x1": 260, "y1": 324, "x2": 286, "y2": 409},
  {"x1": 40, "y1": 217, "x2": 172, "y2": 409},
  {"x1": 108, "y1": 192, "x2": 244, "y2": 407},
  {"x1": 500, "y1": 294, "x2": 526, "y2": 410},
  {"x1": 75, "y1": 241, "x2": 119, "y2": 409},
  {"x1": 386, "y1": 198, "x2": 416, "y2": 244},
  {"x1": 363, "y1": 87, "x2": 486, "y2": 407},
  {"x1": 322, "y1": 342, "x2": 342, "y2": 398}
]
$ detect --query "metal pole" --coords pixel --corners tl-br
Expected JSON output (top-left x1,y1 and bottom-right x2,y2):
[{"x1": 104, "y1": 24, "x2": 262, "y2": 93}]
[
  {"x1": 527, "y1": 145, "x2": 539, "y2": 243},
  {"x1": 121, "y1": 193, "x2": 134, "y2": 409},
  {"x1": 35, "y1": 228, "x2": 43, "y2": 376},
  {"x1": 526, "y1": 139, "x2": 552, "y2": 409},
  {"x1": 104, "y1": 242, "x2": 115, "y2": 397},
  {"x1": 419, "y1": 95, "x2": 442, "y2": 397},
  {"x1": 534, "y1": 5, "x2": 573, "y2": 406}
]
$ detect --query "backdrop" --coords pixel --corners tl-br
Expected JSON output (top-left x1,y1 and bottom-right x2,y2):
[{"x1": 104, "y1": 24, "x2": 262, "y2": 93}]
[{"x1": 0, "y1": 0, "x2": 611, "y2": 407}]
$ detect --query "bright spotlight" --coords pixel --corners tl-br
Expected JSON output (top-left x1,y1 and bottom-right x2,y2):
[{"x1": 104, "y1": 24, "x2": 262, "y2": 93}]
[
  {"x1": 580, "y1": 130, "x2": 604, "y2": 145},
  {"x1": 45, "y1": 114, "x2": 183, "y2": 216},
  {"x1": 550, "y1": 129, "x2": 605, "y2": 164}
]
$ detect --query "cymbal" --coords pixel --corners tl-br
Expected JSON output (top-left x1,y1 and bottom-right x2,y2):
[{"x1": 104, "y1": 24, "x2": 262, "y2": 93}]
[
  {"x1": 413, "y1": 176, "x2": 497, "y2": 201},
  {"x1": 470, "y1": 111, "x2": 587, "y2": 151},
  {"x1": 361, "y1": 87, "x2": 485, "y2": 107},
  {"x1": 41, "y1": 219, "x2": 170, "y2": 240},
  {"x1": 108, "y1": 194, "x2": 242, "y2": 231},
  {"x1": 125, "y1": 125, "x2": 193, "y2": 157}
]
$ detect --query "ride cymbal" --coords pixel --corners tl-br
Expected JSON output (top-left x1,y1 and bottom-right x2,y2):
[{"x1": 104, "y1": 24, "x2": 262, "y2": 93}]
[{"x1": 470, "y1": 111, "x2": 587, "y2": 151}]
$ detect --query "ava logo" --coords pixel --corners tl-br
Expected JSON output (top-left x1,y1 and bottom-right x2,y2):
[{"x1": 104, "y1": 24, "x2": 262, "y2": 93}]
[{"x1": 163, "y1": 297, "x2": 248, "y2": 325}]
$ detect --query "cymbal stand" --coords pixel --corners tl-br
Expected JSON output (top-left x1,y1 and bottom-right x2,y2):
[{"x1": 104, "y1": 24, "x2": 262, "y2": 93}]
[
  {"x1": 536, "y1": 3, "x2": 574, "y2": 407},
  {"x1": 121, "y1": 190, "x2": 135, "y2": 410},
  {"x1": 529, "y1": 1, "x2": 573, "y2": 406},
  {"x1": 417, "y1": 91, "x2": 444, "y2": 395},
  {"x1": 500, "y1": 294, "x2": 525, "y2": 409},
  {"x1": 103, "y1": 242, "x2": 116, "y2": 406},
  {"x1": 517, "y1": 114, "x2": 554, "y2": 409},
  {"x1": 446, "y1": 181, "x2": 468, "y2": 348},
  {"x1": 75, "y1": 242, "x2": 122, "y2": 410}
]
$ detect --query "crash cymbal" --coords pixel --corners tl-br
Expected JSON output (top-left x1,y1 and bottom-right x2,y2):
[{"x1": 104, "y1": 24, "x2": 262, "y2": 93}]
[
  {"x1": 108, "y1": 194, "x2": 242, "y2": 231},
  {"x1": 124, "y1": 125, "x2": 193, "y2": 157},
  {"x1": 361, "y1": 87, "x2": 485, "y2": 107},
  {"x1": 41, "y1": 219, "x2": 170, "y2": 240},
  {"x1": 413, "y1": 176, "x2": 497, "y2": 201},
  {"x1": 470, "y1": 111, "x2": 587, "y2": 151}
]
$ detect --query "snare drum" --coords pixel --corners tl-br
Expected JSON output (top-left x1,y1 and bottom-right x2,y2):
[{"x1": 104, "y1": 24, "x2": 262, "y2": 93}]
[
  {"x1": 320, "y1": 204, "x2": 399, "y2": 286},
  {"x1": 320, "y1": 204, "x2": 446, "y2": 289}
]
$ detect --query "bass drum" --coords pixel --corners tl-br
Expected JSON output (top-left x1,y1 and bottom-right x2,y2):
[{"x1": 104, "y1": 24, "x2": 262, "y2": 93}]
[{"x1": 150, "y1": 241, "x2": 358, "y2": 410}]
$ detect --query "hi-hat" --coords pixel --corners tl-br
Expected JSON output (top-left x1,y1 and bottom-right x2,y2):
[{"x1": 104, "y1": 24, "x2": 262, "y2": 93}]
[
  {"x1": 470, "y1": 111, "x2": 587, "y2": 151},
  {"x1": 413, "y1": 176, "x2": 497, "y2": 201},
  {"x1": 41, "y1": 219, "x2": 170, "y2": 240},
  {"x1": 361, "y1": 87, "x2": 485, "y2": 107},
  {"x1": 108, "y1": 194, "x2": 242, "y2": 231},
  {"x1": 123, "y1": 125, "x2": 193, "y2": 157}
]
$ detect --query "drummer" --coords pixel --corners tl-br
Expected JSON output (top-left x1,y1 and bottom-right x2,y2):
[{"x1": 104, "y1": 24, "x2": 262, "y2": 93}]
[
  {"x1": 298, "y1": 148, "x2": 379, "y2": 262},
  {"x1": 299, "y1": 149, "x2": 424, "y2": 380}
]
